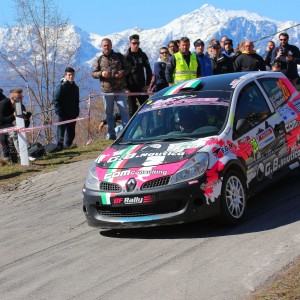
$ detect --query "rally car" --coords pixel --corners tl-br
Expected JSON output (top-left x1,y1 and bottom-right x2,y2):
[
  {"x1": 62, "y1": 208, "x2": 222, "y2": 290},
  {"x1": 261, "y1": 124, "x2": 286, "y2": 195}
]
[{"x1": 82, "y1": 72, "x2": 300, "y2": 228}]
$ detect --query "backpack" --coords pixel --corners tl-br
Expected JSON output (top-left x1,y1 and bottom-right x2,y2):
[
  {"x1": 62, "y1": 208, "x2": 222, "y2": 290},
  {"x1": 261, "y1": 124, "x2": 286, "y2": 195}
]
[{"x1": 28, "y1": 142, "x2": 45, "y2": 158}]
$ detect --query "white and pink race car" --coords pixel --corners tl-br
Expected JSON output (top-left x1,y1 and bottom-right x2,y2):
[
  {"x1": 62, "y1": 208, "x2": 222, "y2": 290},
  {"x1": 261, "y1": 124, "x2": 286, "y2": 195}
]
[{"x1": 82, "y1": 72, "x2": 300, "y2": 228}]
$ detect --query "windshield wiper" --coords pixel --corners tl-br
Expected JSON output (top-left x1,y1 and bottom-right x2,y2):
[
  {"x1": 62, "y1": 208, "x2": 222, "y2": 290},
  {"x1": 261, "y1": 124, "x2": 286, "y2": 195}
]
[{"x1": 159, "y1": 137, "x2": 195, "y2": 141}]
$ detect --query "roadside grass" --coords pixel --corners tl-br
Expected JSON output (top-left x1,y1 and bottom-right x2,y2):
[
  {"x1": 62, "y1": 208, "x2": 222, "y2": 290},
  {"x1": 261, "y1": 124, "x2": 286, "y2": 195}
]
[
  {"x1": 0, "y1": 139, "x2": 112, "y2": 192},
  {"x1": 1, "y1": 139, "x2": 299, "y2": 299},
  {"x1": 250, "y1": 256, "x2": 300, "y2": 299}
]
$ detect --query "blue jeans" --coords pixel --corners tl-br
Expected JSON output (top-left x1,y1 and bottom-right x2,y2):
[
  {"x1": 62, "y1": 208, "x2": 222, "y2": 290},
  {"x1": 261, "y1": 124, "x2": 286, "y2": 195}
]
[
  {"x1": 56, "y1": 116, "x2": 76, "y2": 147},
  {"x1": 103, "y1": 92, "x2": 130, "y2": 137}
]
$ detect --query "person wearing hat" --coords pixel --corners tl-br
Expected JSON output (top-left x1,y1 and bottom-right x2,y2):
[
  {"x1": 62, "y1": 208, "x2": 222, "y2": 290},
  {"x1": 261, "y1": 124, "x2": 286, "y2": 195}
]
[
  {"x1": 221, "y1": 38, "x2": 239, "y2": 62},
  {"x1": 209, "y1": 40, "x2": 234, "y2": 75},
  {"x1": 0, "y1": 88, "x2": 31, "y2": 162},
  {"x1": 124, "y1": 34, "x2": 152, "y2": 116},
  {"x1": 193, "y1": 39, "x2": 212, "y2": 77},
  {"x1": 234, "y1": 40, "x2": 266, "y2": 72},
  {"x1": 53, "y1": 67, "x2": 80, "y2": 150},
  {"x1": 165, "y1": 37, "x2": 201, "y2": 85}
]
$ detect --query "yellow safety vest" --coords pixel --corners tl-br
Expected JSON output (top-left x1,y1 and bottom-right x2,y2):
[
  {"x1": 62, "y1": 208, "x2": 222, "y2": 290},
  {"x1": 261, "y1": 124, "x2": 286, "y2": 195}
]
[{"x1": 174, "y1": 52, "x2": 198, "y2": 84}]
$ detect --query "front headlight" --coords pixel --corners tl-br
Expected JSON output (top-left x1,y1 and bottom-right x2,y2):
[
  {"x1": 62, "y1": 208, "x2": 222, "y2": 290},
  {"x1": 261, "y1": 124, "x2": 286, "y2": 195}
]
[
  {"x1": 169, "y1": 152, "x2": 209, "y2": 185},
  {"x1": 85, "y1": 162, "x2": 100, "y2": 190}
]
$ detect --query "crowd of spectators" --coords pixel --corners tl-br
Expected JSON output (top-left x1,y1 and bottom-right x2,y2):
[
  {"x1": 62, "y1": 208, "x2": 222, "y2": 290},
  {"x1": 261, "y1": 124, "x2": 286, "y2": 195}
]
[{"x1": 1, "y1": 32, "x2": 300, "y2": 162}]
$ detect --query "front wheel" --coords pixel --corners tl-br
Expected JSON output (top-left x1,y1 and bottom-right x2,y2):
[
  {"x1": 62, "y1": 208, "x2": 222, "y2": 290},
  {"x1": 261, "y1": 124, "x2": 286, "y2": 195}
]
[{"x1": 220, "y1": 170, "x2": 247, "y2": 225}]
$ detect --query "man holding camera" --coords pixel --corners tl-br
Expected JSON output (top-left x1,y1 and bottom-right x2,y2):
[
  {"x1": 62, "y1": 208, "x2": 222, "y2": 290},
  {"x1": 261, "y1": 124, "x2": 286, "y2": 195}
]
[{"x1": 271, "y1": 32, "x2": 300, "y2": 86}]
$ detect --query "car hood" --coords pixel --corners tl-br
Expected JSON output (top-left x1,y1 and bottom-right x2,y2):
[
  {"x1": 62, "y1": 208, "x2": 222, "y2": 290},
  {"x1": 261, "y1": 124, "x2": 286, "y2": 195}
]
[{"x1": 94, "y1": 137, "x2": 215, "y2": 182}]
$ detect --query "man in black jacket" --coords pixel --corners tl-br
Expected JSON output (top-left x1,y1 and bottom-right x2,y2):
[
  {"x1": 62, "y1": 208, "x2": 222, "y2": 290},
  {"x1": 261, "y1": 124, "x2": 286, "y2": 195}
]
[
  {"x1": 53, "y1": 67, "x2": 79, "y2": 149},
  {"x1": 234, "y1": 40, "x2": 266, "y2": 72},
  {"x1": 209, "y1": 41, "x2": 234, "y2": 75},
  {"x1": 125, "y1": 34, "x2": 152, "y2": 116},
  {"x1": 271, "y1": 32, "x2": 300, "y2": 85}
]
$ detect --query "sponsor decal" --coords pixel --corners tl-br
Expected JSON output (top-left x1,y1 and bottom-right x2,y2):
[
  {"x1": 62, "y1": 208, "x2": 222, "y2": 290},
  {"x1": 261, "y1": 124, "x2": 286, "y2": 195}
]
[
  {"x1": 111, "y1": 195, "x2": 155, "y2": 206},
  {"x1": 107, "y1": 151, "x2": 185, "y2": 163},
  {"x1": 277, "y1": 105, "x2": 297, "y2": 122},
  {"x1": 285, "y1": 120, "x2": 300, "y2": 132},
  {"x1": 141, "y1": 144, "x2": 162, "y2": 151},
  {"x1": 256, "y1": 128, "x2": 275, "y2": 149},
  {"x1": 256, "y1": 149, "x2": 300, "y2": 179},
  {"x1": 269, "y1": 91, "x2": 284, "y2": 107},
  {"x1": 104, "y1": 169, "x2": 168, "y2": 179}
]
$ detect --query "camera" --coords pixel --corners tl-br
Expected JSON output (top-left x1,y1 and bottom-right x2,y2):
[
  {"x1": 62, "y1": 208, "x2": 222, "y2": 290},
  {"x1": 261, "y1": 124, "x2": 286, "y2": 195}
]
[{"x1": 280, "y1": 46, "x2": 287, "y2": 56}]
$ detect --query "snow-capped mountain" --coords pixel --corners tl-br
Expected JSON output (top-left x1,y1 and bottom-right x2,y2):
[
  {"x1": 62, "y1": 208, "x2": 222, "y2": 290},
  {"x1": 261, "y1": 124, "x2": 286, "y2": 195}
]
[{"x1": 0, "y1": 4, "x2": 299, "y2": 95}]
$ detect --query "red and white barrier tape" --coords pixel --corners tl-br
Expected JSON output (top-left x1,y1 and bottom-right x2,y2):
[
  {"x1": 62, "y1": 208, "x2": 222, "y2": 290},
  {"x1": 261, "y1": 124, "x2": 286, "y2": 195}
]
[{"x1": 0, "y1": 117, "x2": 86, "y2": 134}]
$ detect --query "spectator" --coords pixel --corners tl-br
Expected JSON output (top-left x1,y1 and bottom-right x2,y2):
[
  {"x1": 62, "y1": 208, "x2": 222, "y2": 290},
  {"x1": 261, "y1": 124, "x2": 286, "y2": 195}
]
[
  {"x1": 165, "y1": 37, "x2": 200, "y2": 85},
  {"x1": 271, "y1": 61, "x2": 282, "y2": 72},
  {"x1": 53, "y1": 67, "x2": 79, "y2": 150},
  {"x1": 209, "y1": 40, "x2": 234, "y2": 75},
  {"x1": 234, "y1": 40, "x2": 266, "y2": 72},
  {"x1": 222, "y1": 38, "x2": 239, "y2": 62},
  {"x1": 0, "y1": 88, "x2": 6, "y2": 101},
  {"x1": 92, "y1": 38, "x2": 130, "y2": 140},
  {"x1": 194, "y1": 39, "x2": 213, "y2": 77},
  {"x1": 98, "y1": 112, "x2": 124, "y2": 139},
  {"x1": 148, "y1": 47, "x2": 169, "y2": 93},
  {"x1": 220, "y1": 35, "x2": 229, "y2": 50},
  {"x1": 168, "y1": 40, "x2": 179, "y2": 55},
  {"x1": 125, "y1": 34, "x2": 152, "y2": 116},
  {"x1": 271, "y1": 32, "x2": 300, "y2": 86},
  {"x1": 262, "y1": 41, "x2": 275, "y2": 71},
  {"x1": 0, "y1": 88, "x2": 31, "y2": 162},
  {"x1": 234, "y1": 41, "x2": 245, "y2": 58}
]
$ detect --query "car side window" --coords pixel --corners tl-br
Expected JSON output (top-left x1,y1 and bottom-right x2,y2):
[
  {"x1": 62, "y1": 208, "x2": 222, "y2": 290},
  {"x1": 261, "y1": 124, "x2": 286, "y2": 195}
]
[
  {"x1": 257, "y1": 78, "x2": 291, "y2": 108},
  {"x1": 234, "y1": 82, "x2": 271, "y2": 135}
]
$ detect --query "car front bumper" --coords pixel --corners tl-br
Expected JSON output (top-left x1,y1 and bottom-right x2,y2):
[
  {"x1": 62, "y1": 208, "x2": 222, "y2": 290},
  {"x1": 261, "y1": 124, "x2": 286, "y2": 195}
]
[{"x1": 82, "y1": 180, "x2": 220, "y2": 229}]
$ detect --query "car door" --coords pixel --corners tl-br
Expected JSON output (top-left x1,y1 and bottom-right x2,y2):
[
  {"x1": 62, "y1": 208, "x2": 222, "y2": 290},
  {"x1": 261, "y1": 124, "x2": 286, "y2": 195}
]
[{"x1": 233, "y1": 80, "x2": 285, "y2": 192}]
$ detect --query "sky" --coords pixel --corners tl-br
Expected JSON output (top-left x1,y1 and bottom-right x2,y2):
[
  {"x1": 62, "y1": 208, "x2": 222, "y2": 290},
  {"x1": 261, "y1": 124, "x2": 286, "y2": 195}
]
[{"x1": 0, "y1": 0, "x2": 299, "y2": 35}]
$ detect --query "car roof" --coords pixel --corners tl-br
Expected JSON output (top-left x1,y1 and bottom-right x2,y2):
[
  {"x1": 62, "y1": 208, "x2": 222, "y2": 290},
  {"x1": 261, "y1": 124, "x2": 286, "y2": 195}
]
[{"x1": 153, "y1": 72, "x2": 279, "y2": 99}]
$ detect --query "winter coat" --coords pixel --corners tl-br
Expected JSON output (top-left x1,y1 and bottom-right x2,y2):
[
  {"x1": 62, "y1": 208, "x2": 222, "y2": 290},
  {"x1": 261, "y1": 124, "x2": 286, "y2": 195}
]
[
  {"x1": 271, "y1": 44, "x2": 300, "y2": 80},
  {"x1": 195, "y1": 53, "x2": 213, "y2": 77},
  {"x1": 92, "y1": 50, "x2": 129, "y2": 92},
  {"x1": 210, "y1": 54, "x2": 234, "y2": 75},
  {"x1": 234, "y1": 52, "x2": 266, "y2": 72},
  {"x1": 53, "y1": 80, "x2": 79, "y2": 120},
  {"x1": 148, "y1": 61, "x2": 168, "y2": 92},
  {"x1": 124, "y1": 48, "x2": 152, "y2": 91},
  {"x1": 0, "y1": 98, "x2": 30, "y2": 129}
]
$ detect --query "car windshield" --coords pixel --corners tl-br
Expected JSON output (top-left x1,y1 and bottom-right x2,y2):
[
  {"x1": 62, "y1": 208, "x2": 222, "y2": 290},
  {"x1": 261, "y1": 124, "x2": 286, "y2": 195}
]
[{"x1": 119, "y1": 91, "x2": 230, "y2": 143}]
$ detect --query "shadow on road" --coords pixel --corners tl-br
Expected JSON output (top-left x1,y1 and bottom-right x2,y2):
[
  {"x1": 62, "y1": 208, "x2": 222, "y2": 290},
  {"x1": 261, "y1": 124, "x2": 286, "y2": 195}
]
[{"x1": 100, "y1": 172, "x2": 300, "y2": 239}]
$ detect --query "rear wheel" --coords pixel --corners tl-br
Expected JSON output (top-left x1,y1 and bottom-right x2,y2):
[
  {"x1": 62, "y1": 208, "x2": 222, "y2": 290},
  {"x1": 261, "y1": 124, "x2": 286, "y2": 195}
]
[{"x1": 220, "y1": 170, "x2": 247, "y2": 224}]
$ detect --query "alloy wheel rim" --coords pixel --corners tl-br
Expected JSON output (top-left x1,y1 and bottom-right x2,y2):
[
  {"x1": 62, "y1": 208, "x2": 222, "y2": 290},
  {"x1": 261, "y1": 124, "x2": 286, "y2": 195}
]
[{"x1": 225, "y1": 175, "x2": 245, "y2": 218}]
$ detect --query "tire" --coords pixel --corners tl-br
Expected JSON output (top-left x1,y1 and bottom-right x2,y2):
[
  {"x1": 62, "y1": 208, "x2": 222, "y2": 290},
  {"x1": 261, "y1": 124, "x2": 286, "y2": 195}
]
[{"x1": 220, "y1": 170, "x2": 247, "y2": 225}]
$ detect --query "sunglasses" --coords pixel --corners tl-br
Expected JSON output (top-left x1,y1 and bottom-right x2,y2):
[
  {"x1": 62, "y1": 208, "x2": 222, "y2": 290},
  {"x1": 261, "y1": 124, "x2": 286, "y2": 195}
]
[
  {"x1": 160, "y1": 51, "x2": 168, "y2": 54},
  {"x1": 280, "y1": 38, "x2": 288, "y2": 41},
  {"x1": 131, "y1": 42, "x2": 140, "y2": 45}
]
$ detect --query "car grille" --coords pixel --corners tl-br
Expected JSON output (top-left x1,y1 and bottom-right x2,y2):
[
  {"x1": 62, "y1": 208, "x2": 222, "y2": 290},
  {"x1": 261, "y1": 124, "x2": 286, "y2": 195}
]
[
  {"x1": 99, "y1": 181, "x2": 122, "y2": 193},
  {"x1": 141, "y1": 176, "x2": 171, "y2": 190},
  {"x1": 96, "y1": 199, "x2": 187, "y2": 217}
]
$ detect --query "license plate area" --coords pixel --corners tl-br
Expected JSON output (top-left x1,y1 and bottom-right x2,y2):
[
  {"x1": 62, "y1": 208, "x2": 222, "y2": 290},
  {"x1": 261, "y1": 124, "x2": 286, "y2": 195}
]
[{"x1": 111, "y1": 195, "x2": 155, "y2": 206}]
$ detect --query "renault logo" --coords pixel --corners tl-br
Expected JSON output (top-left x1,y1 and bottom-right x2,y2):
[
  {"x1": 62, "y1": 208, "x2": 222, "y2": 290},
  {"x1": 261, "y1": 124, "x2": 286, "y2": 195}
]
[{"x1": 126, "y1": 178, "x2": 137, "y2": 192}]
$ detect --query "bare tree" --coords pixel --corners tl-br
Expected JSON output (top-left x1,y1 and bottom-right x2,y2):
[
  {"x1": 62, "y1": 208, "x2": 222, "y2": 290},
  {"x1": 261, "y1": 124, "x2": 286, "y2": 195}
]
[{"x1": 0, "y1": 0, "x2": 79, "y2": 143}]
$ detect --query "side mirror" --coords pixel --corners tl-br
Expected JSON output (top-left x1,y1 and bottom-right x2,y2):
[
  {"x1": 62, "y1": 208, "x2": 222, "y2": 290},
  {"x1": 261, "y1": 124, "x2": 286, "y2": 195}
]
[{"x1": 235, "y1": 118, "x2": 249, "y2": 134}]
